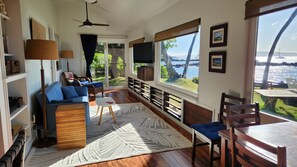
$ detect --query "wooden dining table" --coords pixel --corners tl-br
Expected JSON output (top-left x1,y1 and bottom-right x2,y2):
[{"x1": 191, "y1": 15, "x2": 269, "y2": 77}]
[{"x1": 219, "y1": 122, "x2": 297, "y2": 167}]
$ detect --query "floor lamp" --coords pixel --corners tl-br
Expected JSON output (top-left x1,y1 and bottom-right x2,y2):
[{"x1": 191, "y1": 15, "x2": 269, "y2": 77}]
[
  {"x1": 25, "y1": 39, "x2": 59, "y2": 148},
  {"x1": 61, "y1": 50, "x2": 74, "y2": 72}
]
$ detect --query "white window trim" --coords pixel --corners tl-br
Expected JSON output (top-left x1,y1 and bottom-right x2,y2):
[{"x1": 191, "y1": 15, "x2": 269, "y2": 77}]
[{"x1": 154, "y1": 42, "x2": 199, "y2": 99}]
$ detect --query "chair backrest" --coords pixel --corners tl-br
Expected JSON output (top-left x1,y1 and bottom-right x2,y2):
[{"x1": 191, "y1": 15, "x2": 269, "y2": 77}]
[
  {"x1": 226, "y1": 103, "x2": 260, "y2": 128},
  {"x1": 219, "y1": 93, "x2": 246, "y2": 124},
  {"x1": 61, "y1": 72, "x2": 73, "y2": 86},
  {"x1": 230, "y1": 127, "x2": 286, "y2": 167}
]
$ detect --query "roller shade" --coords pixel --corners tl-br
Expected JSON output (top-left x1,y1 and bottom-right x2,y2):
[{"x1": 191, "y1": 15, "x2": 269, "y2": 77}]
[
  {"x1": 155, "y1": 19, "x2": 200, "y2": 42},
  {"x1": 128, "y1": 37, "x2": 145, "y2": 48},
  {"x1": 245, "y1": 0, "x2": 297, "y2": 19}
]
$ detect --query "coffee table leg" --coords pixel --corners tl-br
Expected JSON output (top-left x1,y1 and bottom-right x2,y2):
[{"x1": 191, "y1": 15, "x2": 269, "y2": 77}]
[
  {"x1": 96, "y1": 106, "x2": 101, "y2": 115},
  {"x1": 109, "y1": 106, "x2": 116, "y2": 123},
  {"x1": 98, "y1": 106, "x2": 104, "y2": 125}
]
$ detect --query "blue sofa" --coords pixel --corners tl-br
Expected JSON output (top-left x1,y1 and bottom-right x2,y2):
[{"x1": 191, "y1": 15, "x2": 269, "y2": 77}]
[{"x1": 37, "y1": 82, "x2": 90, "y2": 132}]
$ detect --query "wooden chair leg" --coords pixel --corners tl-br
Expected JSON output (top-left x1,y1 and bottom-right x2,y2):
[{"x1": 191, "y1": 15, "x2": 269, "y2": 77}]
[
  {"x1": 192, "y1": 130, "x2": 196, "y2": 161},
  {"x1": 209, "y1": 142, "x2": 214, "y2": 167}
]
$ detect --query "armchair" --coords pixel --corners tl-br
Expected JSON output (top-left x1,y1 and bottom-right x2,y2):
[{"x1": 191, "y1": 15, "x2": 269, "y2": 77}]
[{"x1": 62, "y1": 72, "x2": 104, "y2": 97}]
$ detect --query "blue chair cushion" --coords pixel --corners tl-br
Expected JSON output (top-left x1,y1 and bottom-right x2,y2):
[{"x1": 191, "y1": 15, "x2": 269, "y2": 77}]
[
  {"x1": 83, "y1": 82, "x2": 103, "y2": 87},
  {"x1": 191, "y1": 122, "x2": 226, "y2": 140},
  {"x1": 61, "y1": 86, "x2": 79, "y2": 99}
]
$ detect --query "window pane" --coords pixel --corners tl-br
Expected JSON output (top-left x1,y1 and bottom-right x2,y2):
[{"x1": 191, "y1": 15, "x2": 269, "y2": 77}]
[
  {"x1": 160, "y1": 32, "x2": 200, "y2": 93},
  {"x1": 253, "y1": 7, "x2": 297, "y2": 121}
]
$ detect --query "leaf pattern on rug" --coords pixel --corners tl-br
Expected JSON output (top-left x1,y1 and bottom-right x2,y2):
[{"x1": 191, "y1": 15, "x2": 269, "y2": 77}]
[{"x1": 26, "y1": 103, "x2": 191, "y2": 167}]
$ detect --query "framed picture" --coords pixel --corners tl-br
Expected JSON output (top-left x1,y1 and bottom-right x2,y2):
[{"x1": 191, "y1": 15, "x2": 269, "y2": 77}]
[
  {"x1": 30, "y1": 18, "x2": 46, "y2": 40},
  {"x1": 209, "y1": 23, "x2": 228, "y2": 47},
  {"x1": 209, "y1": 51, "x2": 226, "y2": 73}
]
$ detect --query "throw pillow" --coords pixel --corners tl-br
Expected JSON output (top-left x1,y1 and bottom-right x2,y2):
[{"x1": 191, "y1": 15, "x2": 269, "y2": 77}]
[
  {"x1": 64, "y1": 72, "x2": 74, "y2": 79},
  {"x1": 61, "y1": 86, "x2": 79, "y2": 99}
]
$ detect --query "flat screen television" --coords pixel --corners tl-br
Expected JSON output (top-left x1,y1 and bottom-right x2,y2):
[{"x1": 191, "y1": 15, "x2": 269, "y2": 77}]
[{"x1": 133, "y1": 42, "x2": 154, "y2": 63}]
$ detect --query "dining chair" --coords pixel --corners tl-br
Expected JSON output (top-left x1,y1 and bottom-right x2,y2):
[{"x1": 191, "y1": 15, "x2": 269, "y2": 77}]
[
  {"x1": 229, "y1": 127, "x2": 286, "y2": 167},
  {"x1": 226, "y1": 103, "x2": 260, "y2": 128},
  {"x1": 191, "y1": 93, "x2": 245, "y2": 167}
]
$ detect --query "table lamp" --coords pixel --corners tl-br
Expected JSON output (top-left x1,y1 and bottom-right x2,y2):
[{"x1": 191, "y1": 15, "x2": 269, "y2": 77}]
[
  {"x1": 25, "y1": 39, "x2": 59, "y2": 148},
  {"x1": 61, "y1": 50, "x2": 74, "y2": 72}
]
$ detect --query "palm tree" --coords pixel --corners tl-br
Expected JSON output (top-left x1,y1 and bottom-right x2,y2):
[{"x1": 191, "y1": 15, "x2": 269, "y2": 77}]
[
  {"x1": 261, "y1": 8, "x2": 297, "y2": 89},
  {"x1": 182, "y1": 33, "x2": 197, "y2": 78},
  {"x1": 161, "y1": 41, "x2": 180, "y2": 82}
]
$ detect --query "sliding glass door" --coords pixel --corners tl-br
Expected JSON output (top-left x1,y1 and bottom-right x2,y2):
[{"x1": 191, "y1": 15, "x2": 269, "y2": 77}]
[{"x1": 90, "y1": 41, "x2": 126, "y2": 89}]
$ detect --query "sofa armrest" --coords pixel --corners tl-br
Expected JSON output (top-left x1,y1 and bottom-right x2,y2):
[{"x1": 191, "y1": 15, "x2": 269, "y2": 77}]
[
  {"x1": 51, "y1": 99, "x2": 73, "y2": 104},
  {"x1": 74, "y1": 86, "x2": 88, "y2": 96}
]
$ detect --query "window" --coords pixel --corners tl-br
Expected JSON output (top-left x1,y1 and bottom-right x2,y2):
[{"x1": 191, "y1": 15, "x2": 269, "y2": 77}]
[
  {"x1": 253, "y1": 7, "x2": 297, "y2": 121},
  {"x1": 158, "y1": 32, "x2": 200, "y2": 93},
  {"x1": 155, "y1": 19, "x2": 200, "y2": 94}
]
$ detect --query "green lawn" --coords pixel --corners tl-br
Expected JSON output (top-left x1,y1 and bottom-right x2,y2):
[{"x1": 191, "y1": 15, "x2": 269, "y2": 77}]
[
  {"x1": 253, "y1": 88, "x2": 297, "y2": 121},
  {"x1": 161, "y1": 77, "x2": 198, "y2": 92},
  {"x1": 92, "y1": 77, "x2": 126, "y2": 87}
]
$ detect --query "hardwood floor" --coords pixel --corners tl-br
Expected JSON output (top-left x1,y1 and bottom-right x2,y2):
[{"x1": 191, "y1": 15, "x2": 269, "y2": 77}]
[{"x1": 84, "y1": 89, "x2": 220, "y2": 167}]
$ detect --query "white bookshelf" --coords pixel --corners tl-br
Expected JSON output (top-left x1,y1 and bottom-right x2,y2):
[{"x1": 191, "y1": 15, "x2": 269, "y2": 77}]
[{"x1": 0, "y1": 0, "x2": 32, "y2": 157}]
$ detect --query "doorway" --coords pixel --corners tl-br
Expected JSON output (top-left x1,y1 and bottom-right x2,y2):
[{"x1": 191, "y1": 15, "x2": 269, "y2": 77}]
[{"x1": 90, "y1": 41, "x2": 126, "y2": 89}]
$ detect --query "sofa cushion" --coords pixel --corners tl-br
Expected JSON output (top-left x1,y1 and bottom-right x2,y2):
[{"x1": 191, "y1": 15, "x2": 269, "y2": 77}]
[
  {"x1": 45, "y1": 82, "x2": 64, "y2": 103},
  {"x1": 61, "y1": 86, "x2": 79, "y2": 99},
  {"x1": 68, "y1": 96, "x2": 89, "y2": 103}
]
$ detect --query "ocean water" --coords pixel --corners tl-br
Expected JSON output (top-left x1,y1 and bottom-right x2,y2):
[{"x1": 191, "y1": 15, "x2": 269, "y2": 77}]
[{"x1": 161, "y1": 55, "x2": 297, "y2": 83}]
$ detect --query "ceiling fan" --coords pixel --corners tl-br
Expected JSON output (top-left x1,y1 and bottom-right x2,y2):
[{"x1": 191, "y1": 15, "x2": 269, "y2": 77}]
[{"x1": 73, "y1": 2, "x2": 109, "y2": 27}]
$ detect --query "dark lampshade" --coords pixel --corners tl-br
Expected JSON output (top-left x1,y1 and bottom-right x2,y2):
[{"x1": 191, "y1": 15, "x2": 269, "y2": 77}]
[
  {"x1": 25, "y1": 39, "x2": 59, "y2": 60},
  {"x1": 61, "y1": 50, "x2": 74, "y2": 58}
]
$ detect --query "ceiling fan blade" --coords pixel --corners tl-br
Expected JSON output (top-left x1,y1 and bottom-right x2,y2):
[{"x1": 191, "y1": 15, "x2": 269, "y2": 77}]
[
  {"x1": 78, "y1": 24, "x2": 85, "y2": 27},
  {"x1": 92, "y1": 23, "x2": 109, "y2": 26},
  {"x1": 73, "y1": 19, "x2": 84, "y2": 23},
  {"x1": 85, "y1": 0, "x2": 97, "y2": 4}
]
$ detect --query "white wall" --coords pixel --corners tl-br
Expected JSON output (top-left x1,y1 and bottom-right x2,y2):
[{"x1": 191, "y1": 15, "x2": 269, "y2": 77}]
[
  {"x1": 20, "y1": 0, "x2": 59, "y2": 114},
  {"x1": 127, "y1": 0, "x2": 248, "y2": 119},
  {"x1": 57, "y1": 5, "x2": 127, "y2": 76}
]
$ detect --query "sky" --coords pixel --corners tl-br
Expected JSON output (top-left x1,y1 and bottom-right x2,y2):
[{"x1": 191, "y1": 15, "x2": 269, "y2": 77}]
[
  {"x1": 257, "y1": 7, "x2": 297, "y2": 53},
  {"x1": 166, "y1": 33, "x2": 200, "y2": 58},
  {"x1": 167, "y1": 7, "x2": 297, "y2": 59}
]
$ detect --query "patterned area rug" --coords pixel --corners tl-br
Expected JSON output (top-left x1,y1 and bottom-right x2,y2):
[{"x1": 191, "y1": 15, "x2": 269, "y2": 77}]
[{"x1": 26, "y1": 102, "x2": 191, "y2": 167}]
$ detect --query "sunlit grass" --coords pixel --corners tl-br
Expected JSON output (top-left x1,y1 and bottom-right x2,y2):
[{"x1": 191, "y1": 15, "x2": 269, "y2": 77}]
[
  {"x1": 160, "y1": 77, "x2": 198, "y2": 92},
  {"x1": 253, "y1": 88, "x2": 297, "y2": 121},
  {"x1": 92, "y1": 77, "x2": 126, "y2": 87}
]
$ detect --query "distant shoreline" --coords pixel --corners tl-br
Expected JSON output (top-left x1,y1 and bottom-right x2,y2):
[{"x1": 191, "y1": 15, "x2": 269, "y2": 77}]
[{"x1": 256, "y1": 62, "x2": 297, "y2": 66}]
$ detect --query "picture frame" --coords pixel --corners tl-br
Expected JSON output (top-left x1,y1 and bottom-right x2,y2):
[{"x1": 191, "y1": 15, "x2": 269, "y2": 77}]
[
  {"x1": 209, "y1": 51, "x2": 226, "y2": 73},
  {"x1": 30, "y1": 18, "x2": 46, "y2": 40},
  {"x1": 209, "y1": 23, "x2": 228, "y2": 47}
]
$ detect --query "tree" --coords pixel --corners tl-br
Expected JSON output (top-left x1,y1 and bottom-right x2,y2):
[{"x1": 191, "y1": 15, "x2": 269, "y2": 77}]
[
  {"x1": 261, "y1": 8, "x2": 297, "y2": 89},
  {"x1": 182, "y1": 33, "x2": 197, "y2": 78},
  {"x1": 161, "y1": 40, "x2": 180, "y2": 82}
]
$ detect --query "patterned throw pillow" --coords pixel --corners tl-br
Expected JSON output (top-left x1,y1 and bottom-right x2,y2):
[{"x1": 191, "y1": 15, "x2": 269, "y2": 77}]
[{"x1": 64, "y1": 72, "x2": 74, "y2": 79}]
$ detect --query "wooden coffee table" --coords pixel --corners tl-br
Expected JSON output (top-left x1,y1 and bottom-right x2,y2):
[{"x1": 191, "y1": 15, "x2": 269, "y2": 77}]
[{"x1": 96, "y1": 97, "x2": 116, "y2": 125}]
